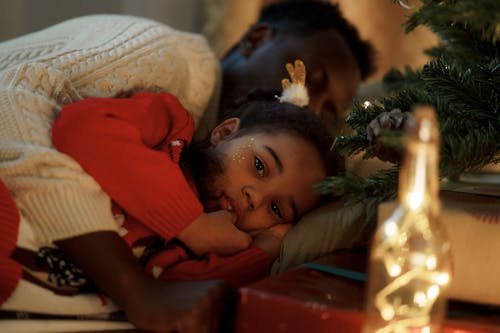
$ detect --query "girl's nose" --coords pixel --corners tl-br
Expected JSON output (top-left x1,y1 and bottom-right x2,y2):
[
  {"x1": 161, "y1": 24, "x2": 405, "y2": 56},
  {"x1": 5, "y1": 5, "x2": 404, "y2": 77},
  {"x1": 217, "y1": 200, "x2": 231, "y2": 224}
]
[{"x1": 243, "y1": 187, "x2": 263, "y2": 211}]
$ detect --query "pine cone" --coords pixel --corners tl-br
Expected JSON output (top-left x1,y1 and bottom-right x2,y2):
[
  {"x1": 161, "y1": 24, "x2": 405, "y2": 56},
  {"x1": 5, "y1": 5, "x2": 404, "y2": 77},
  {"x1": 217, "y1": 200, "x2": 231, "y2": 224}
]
[{"x1": 366, "y1": 108, "x2": 409, "y2": 163}]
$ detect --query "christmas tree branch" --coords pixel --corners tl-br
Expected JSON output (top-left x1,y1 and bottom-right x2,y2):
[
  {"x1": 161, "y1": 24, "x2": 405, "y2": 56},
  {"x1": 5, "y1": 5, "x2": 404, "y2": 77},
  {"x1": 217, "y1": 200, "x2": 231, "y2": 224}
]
[{"x1": 321, "y1": 0, "x2": 499, "y2": 205}]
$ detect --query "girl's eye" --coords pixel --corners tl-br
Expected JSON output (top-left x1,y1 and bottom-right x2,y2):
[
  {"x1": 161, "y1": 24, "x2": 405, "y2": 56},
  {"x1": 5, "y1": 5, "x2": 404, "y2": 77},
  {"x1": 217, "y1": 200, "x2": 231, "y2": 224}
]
[
  {"x1": 271, "y1": 202, "x2": 283, "y2": 219},
  {"x1": 254, "y1": 157, "x2": 265, "y2": 176}
]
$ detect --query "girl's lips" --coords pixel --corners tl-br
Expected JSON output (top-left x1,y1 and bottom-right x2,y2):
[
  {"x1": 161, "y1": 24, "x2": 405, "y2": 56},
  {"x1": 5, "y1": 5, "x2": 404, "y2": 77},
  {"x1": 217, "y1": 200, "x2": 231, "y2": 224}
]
[{"x1": 220, "y1": 194, "x2": 239, "y2": 220}]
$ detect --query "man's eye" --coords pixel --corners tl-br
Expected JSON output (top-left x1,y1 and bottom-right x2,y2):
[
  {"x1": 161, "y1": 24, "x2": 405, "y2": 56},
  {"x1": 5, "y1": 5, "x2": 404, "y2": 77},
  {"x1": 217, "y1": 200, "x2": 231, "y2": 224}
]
[
  {"x1": 271, "y1": 202, "x2": 283, "y2": 219},
  {"x1": 307, "y1": 67, "x2": 326, "y2": 92},
  {"x1": 254, "y1": 157, "x2": 265, "y2": 176}
]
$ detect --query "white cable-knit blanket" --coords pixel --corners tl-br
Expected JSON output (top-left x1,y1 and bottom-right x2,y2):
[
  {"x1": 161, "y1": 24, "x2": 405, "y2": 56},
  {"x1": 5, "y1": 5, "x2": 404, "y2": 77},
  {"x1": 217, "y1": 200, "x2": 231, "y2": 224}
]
[{"x1": 0, "y1": 14, "x2": 219, "y2": 320}]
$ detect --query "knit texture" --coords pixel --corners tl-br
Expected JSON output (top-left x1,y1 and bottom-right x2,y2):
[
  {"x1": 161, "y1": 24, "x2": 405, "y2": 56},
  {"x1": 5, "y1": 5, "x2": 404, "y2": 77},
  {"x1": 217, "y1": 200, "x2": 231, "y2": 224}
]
[
  {"x1": 52, "y1": 92, "x2": 204, "y2": 240},
  {"x1": 0, "y1": 14, "x2": 219, "y2": 247}
]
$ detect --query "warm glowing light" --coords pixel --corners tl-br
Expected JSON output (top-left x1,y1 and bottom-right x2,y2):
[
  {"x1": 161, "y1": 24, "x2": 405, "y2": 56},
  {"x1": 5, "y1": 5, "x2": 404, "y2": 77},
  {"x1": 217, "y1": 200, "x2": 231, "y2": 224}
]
[
  {"x1": 419, "y1": 119, "x2": 432, "y2": 141},
  {"x1": 436, "y1": 273, "x2": 450, "y2": 286},
  {"x1": 427, "y1": 285, "x2": 440, "y2": 300},
  {"x1": 384, "y1": 221, "x2": 398, "y2": 237},
  {"x1": 407, "y1": 191, "x2": 424, "y2": 209},
  {"x1": 407, "y1": 147, "x2": 427, "y2": 210},
  {"x1": 388, "y1": 264, "x2": 401, "y2": 277},
  {"x1": 414, "y1": 291, "x2": 427, "y2": 307},
  {"x1": 381, "y1": 306, "x2": 395, "y2": 320},
  {"x1": 426, "y1": 256, "x2": 437, "y2": 270},
  {"x1": 410, "y1": 253, "x2": 426, "y2": 267},
  {"x1": 365, "y1": 108, "x2": 450, "y2": 333},
  {"x1": 421, "y1": 326, "x2": 431, "y2": 333}
]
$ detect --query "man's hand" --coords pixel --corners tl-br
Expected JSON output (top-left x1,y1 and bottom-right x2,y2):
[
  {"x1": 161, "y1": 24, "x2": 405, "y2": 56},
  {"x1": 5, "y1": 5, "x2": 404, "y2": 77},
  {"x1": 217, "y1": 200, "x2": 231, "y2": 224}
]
[
  {"x1": 56, "y1": 231, "x2": 234, "y2": 332},
  {"x1": 177, "y1": 211, "x2": 252, "y2": 257}
]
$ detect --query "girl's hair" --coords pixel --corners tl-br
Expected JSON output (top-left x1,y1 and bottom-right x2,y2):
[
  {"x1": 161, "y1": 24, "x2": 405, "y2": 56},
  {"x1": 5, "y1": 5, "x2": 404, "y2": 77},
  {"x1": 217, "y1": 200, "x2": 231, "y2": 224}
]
[{"x1": 223, "y1": 95, "x2": 341, "y2": 175}]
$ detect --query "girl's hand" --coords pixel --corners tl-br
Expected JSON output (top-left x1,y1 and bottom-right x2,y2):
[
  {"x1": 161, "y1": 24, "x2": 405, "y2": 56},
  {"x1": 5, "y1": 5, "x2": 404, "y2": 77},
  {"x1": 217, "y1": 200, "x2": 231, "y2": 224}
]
[
  {"x1": 177, "y1": 211, "x2": 252, "y2": 257},
  {"x1": 252, "y1": 223, "x2": 292, "y2": 260}
]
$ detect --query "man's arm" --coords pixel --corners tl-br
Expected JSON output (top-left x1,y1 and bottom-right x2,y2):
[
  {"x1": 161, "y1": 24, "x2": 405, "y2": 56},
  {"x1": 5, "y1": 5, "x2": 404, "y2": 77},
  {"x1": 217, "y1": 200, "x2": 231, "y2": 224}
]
[{"x1": 56, "y1": 231, "x2": 231, "y2": 332}]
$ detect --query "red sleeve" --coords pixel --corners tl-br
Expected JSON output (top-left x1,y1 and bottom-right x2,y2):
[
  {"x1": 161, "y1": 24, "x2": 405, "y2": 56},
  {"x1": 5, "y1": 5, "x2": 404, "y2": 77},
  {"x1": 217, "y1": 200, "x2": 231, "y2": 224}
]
[
  {"x1": 52, "y1": 92, "x2": 203, "y2": 239},
  {"x1": 0, "y1": 179, "x2": 23, "y2": 306},
  {"x1": 146, "y1": 246, "x2": 270, "y2": 288}
]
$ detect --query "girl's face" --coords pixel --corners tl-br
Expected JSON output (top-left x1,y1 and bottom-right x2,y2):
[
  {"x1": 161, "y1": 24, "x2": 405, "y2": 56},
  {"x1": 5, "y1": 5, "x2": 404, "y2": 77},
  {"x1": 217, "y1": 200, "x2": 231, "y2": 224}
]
[{"x1": 203, "y1": 119, "x2": 326, "y2": 234}]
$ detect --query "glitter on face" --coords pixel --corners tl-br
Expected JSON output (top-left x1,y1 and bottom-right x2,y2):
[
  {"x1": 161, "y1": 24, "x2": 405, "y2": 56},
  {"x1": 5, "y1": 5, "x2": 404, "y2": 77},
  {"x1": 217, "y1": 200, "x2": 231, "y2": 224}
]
[{"x1": 231, "y1": 138, "x2": 255, "y2": 162}]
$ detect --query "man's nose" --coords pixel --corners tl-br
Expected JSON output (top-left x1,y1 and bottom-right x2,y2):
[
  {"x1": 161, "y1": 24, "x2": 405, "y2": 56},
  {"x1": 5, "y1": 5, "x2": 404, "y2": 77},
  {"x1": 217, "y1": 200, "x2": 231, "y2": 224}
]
[
  {"x1": 318, "y1": 99, "x2": 339, "y2": 118},
  {"x1": 310, "y1": 90, "x2": 339, "y2": 116},
  {"x1": 307, "y1": 93, "x2": 322, "y2": 117},
  {"x1": 243, "y1": 186, "x2": 263, "y2": 211}
]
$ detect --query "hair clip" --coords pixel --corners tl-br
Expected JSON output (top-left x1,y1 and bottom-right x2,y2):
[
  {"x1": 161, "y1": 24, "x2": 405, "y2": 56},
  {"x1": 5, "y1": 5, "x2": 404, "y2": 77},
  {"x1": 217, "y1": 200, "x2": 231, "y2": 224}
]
[{"x1": 278, "y1": 59, "x2": 309, "y2": 107}]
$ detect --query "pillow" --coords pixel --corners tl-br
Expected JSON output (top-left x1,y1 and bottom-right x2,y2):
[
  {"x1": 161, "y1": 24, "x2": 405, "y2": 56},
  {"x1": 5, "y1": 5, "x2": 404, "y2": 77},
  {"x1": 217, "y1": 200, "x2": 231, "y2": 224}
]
[{"x1": 271, "y1": 198, "x2": 375, "y2": 275}]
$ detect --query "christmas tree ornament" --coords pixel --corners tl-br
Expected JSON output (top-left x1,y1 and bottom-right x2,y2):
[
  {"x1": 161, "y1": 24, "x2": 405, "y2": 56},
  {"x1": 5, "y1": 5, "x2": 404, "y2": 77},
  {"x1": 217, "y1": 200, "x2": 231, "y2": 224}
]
[
  {"x1": 366, "y1": 108, "x2": 411, "y2": 163},
  {"x1": 397, "y1": 0, "x2": 413, "y2": 10}
]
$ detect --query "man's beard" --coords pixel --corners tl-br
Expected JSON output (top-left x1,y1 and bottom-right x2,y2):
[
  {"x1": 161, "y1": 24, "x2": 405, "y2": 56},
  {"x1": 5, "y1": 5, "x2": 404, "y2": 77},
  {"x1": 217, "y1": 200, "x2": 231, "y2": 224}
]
[{"x1": 181, "y1": 140, "x2": 225, "y2": 212}]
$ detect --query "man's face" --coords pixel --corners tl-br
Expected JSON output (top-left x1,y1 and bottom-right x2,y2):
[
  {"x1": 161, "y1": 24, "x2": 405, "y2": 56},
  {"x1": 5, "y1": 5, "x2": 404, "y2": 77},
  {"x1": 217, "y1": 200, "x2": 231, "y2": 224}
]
[
  {"x1": 196, "y1": 129, "x2": 326, "y2": 235},
  {"x1": 221, "y1": 28, "x2": 361, "y2": 136}
]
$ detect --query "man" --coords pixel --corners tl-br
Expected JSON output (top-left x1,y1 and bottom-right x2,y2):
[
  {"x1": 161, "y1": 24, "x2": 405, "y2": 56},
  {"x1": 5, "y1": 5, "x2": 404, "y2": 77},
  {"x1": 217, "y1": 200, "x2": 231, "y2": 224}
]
[
  {"x1": 195, "y1": 0, "x2": 376, "y2": 139},
  {"x1": 196, "y1": 0, "x2": 376, "y2": 174},
  {"x1": 216, "y1": 1, "x2": 376, "y2": 137}
]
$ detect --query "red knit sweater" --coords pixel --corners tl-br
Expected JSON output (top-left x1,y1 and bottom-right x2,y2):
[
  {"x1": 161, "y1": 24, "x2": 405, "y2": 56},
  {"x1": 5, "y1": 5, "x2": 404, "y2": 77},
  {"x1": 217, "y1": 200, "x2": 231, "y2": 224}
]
[
  {"x1": 52, "y1": 92, "x2": 269, "y2": 287},
  {"x1": 0, "y1": 92, "x2": 269, "y2": 306}
]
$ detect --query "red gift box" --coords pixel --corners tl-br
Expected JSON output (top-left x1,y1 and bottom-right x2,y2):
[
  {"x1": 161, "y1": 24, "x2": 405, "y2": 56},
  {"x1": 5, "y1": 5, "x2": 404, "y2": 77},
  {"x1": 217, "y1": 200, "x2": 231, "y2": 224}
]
[
  {"x1": 234, "y1": 249, "x2": 500, "y2": 333},
  {"x1": 235, "y1": 266, "x2": 364, "y2": 333}
]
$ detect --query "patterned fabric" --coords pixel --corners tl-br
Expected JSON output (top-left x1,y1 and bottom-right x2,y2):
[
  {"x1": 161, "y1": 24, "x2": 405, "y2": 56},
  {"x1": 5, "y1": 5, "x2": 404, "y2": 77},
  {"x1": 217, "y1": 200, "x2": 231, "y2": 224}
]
[{"x1": 37, "y1": 247, "x2": 95, "y2": 292}]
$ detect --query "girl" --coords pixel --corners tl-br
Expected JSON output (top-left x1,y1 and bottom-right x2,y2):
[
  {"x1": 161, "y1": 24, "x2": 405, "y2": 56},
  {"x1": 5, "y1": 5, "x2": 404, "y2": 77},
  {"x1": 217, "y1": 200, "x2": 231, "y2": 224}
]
[{"x1": 0, "y1": 61, "x2": 333, "y2": 331}]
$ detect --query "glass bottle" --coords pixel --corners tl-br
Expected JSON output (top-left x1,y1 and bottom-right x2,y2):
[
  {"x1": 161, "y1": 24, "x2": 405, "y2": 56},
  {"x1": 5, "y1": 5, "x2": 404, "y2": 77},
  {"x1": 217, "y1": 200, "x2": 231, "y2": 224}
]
[{"x1": 363, "y1": 107, "x2": 452, "y2": 333}]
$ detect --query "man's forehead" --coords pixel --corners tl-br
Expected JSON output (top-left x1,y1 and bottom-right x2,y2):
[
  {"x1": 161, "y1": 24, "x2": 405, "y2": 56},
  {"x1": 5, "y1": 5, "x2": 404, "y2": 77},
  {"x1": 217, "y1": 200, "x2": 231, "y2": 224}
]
[
  {"x1": 293, "y1": 30, "x2": 361, "y2": 82},
  {"x1": 309, "y1": 30, "x2": 354, "y2": 60}
]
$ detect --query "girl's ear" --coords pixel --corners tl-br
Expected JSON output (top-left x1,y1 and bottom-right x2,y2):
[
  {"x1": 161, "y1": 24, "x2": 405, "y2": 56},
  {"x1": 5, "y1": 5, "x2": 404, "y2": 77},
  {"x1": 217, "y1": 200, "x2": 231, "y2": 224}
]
[{"x1": 210, "y1": 117, "x2": 241, "y2": 146}]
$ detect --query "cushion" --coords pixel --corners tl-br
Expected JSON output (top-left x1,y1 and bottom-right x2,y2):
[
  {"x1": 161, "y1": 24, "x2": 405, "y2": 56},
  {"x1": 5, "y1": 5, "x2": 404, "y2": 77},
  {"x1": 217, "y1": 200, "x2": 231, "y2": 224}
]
[{"x1": 271, "y1": 198, "x2": 374, "y2": 274}]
